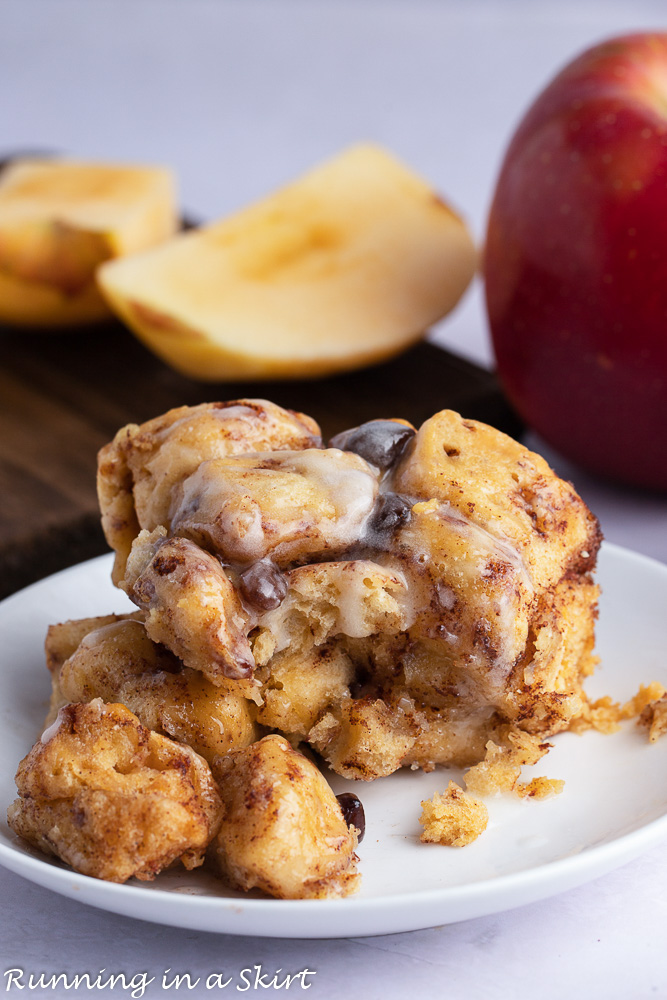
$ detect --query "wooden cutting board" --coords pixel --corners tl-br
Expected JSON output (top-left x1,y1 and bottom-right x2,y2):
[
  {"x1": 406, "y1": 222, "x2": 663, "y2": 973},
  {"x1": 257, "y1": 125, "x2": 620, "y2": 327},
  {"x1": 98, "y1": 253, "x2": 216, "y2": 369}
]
[{"x1": 0, "y1": 317, "x2": 521, "y2": 599}]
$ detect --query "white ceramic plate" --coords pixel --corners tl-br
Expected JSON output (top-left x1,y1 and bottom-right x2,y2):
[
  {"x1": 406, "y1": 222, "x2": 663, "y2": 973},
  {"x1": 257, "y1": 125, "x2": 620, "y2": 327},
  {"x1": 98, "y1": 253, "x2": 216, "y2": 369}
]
[{"x1": 1, "y1": 543, "x2": 666, "y2": 938}]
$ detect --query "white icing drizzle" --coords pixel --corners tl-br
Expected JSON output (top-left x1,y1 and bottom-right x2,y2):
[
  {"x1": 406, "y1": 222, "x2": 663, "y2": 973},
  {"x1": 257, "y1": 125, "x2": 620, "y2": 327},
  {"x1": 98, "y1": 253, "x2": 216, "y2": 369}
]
[
  {"x1": 210, "y1": 403, "x2": 264, "y2": 422},
  {"x1": 40, "y1": 699, "x2": 105, "y2": 744},
  {"x1": 40, "y1": 709, "x2": 65, "y2": 744},
  {"x1": 171, "y1": 448, "x2": 379, "y2": 565}
]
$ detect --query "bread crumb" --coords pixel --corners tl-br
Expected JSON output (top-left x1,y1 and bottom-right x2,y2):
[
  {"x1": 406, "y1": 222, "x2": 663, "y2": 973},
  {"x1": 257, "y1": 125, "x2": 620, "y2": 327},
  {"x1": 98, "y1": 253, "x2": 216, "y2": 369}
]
[
  {"x1": 419, "y1": 781, "x2": 488, "y2": 847},
  {"x1": 516, "y1": 777, "x2": 565, "y2": 799},
  {"x1": 569, "y1": 695, "x2": 622, "y2": 734},
  {"x1": 571, "y1": 683, "x2": 667, "y2": 736},
  {"x1": 638, "y1": 695, "x2": 667, "y2": 743},
  {"x1": 464, "y1": 730, "x2": 550, "y2": 796},
  {"x1": 621, "y1": 682, "x2": 667, "y2": 720}
]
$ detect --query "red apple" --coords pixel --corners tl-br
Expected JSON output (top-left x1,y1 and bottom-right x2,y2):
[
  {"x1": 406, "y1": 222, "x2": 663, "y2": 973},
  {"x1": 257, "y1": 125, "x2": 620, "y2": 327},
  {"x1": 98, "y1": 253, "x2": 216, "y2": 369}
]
[{"x1": 484, "y1": 33, "x2": 667, "y2": 492}]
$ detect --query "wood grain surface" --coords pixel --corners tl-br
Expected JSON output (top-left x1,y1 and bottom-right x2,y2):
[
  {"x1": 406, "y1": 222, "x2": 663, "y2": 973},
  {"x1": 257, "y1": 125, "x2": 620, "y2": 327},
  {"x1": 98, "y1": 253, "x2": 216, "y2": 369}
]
[{"x1": 0, "y1": 318, "x2": 521, "y2": 599}]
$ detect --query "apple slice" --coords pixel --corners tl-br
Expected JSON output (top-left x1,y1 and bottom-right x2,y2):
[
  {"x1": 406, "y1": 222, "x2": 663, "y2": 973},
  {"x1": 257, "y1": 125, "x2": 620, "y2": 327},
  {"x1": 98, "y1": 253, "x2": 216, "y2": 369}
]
[
  {"x1": 97, "y1": 145, "x2": 476, "y2": 380},
  {"x1": 0, "y1": 159, "x2": 177, "y2": 327}
]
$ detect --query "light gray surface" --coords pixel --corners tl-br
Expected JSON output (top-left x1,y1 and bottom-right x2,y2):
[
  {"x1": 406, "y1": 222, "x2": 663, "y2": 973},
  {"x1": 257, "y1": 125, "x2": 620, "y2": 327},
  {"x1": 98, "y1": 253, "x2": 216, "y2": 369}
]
[
  {"x1": 1, "y1": 846, "x2": 667, "y2": 998},
  {"x1": 1, "y1": 1, "x2": 667, "y2": 995}
]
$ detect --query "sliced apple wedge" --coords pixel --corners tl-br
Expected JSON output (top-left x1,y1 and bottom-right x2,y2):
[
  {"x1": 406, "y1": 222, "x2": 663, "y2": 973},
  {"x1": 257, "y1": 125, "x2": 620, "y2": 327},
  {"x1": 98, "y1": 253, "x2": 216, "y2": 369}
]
[
  {"x1": 0, "y1": 159, "x2": 177, "y2": 327},
  {"x1": 97, "y1": 145, "x2": 476, "y2": 380}
]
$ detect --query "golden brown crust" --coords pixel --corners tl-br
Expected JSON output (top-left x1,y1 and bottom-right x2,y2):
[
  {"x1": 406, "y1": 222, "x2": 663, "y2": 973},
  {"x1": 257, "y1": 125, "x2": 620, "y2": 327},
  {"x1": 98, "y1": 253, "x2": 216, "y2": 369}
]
[
  {"x1": 209, "y1": 735, "x2": 359, "y2": 899},
  {"x1": 49, "y1": 618, "x2": 258, "y2": 762},
  {"x1": 464, "y1": 730, "x2": 551, "y2": 796},
  {"x1": 570, "y1": 682, "x2": 667, "y2": 736},
  {"x1": 45, "y1": 612, "x2": 143, "y2": 674},
  {"x1": 7, "y1": 701, "x2": 223, "y2": 882},
  {"x1": 7, "y1": 399, "x2": 609, "y2": 898},
  {"x1": 638, "y1": 695, "x2": 667, "y2": 743},
  {"x1": 123, "y1": 528, "x2": 256, "y2": 682},
  {"x1": 394, "y1": 409, "x2": 601, "y2": 591},
  {"x1": 97, "y1": 399, "x2": 322, "y2": 584},
  {"x1": 93, "y1": 402, "x2": 601, "y2": 782},
  {"x1": 516, "y1": 777, "x2": 565, "y2": 799}
]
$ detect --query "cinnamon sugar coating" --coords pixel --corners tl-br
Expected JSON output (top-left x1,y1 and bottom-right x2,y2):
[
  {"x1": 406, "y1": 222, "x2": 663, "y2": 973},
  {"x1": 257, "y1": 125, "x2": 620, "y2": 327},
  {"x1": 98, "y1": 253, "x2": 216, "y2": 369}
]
[
  {"x1": 209, "y1": 734, "x2": 359, "y2": 899},
  {"x1": 8, "y1": 701, "x2": 222, "y2": 882},
  {"x1": 97, "y1": 399, "x2": 321, "y2": 585},
  {"x1": 46, "y1": 617, "x2": 258, "y2": 763},
  {"x1": 94, "y1": 400, "x2": 601, "y2": 782}
]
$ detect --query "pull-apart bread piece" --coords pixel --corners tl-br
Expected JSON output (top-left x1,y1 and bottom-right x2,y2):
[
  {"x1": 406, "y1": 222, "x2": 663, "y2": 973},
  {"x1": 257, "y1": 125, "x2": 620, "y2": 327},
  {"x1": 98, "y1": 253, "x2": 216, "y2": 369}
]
[
  {"x1": 98, "y1": 398, "x2": 321, "y2": 587},
  {"x1": 96, "y1": 398, "x2": 601, "y2": 781},
  {"x1": 210, "y1": 734, "x2": 360, "y2": 899},
  {"x1": 45, "y1": 615, "x2": 258, "y2": 764},
  {"x1": 8, "y1": 701, "x2": 222, "y2": 883}
]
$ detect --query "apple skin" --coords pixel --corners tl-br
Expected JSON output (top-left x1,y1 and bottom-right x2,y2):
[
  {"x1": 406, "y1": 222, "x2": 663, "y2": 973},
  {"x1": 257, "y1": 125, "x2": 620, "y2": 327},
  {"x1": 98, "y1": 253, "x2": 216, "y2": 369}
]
[{"x1": 484, "y1": 33, "x2": 667, "y2": 492}]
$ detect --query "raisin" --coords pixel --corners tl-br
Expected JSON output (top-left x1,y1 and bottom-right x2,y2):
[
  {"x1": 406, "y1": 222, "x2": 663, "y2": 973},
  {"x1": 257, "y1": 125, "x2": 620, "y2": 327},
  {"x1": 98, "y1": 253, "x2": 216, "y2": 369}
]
[
  {"x1": 238, "y1": 559, "x2": 288, "y2": 611},
  {"x1": 329, "y1": 421, "x2": 415, "y2": 470},
  {"x1": 369, "y1": 492, "x2": 413, "y2": 540},
  {"x1": 336, "y1": 792, "x2": 365, "y2": 842}
]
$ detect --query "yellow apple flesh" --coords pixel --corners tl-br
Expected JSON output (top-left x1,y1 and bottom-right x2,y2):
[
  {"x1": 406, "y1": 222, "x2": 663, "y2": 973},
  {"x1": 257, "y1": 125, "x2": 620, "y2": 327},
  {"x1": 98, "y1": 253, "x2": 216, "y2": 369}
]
[
  {"x1": 97, "y1": 145, "x2": 476, "y2": 380},
  {"x1": 0, "y1": 160, "x2": 177, "y2": 327}
]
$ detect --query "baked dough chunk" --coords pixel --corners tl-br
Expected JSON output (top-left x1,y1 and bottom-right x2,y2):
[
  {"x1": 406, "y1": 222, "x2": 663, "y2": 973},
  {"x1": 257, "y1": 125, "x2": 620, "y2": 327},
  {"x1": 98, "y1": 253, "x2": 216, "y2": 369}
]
[
  {"x1": 7, "y1": 700, "x2": 223, "y2": 882},
  {"x1": 209, "y1": 734, "x2": 359, "y2": 899},
  {"x1": 390, "y1": 411, "x2": 600, "y2": 764},
  {"x1": 169, "y1": 447, "x2": 378, "y2": 567},
  {"x1": 96, "y1": 404, "x2": 601, "y2": 780},
  {"x1": 47, "y1": 617, "x2": 258, "y2": 763},
  {"x1": 97, "y1": 398, "x2": 321, "y2": 584},
  {"x1": 45, "y1": 612, "x2": 143, "y2": 674},
  {"x1": 45, "y1": 612, "x2": 143, "y2": 714},
  {"x1": 124, "y1": 528, "x2": 256, "y2": 683},
  {"x1": 419, "y1": 781, "x2": 488, "y2": 846}
]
